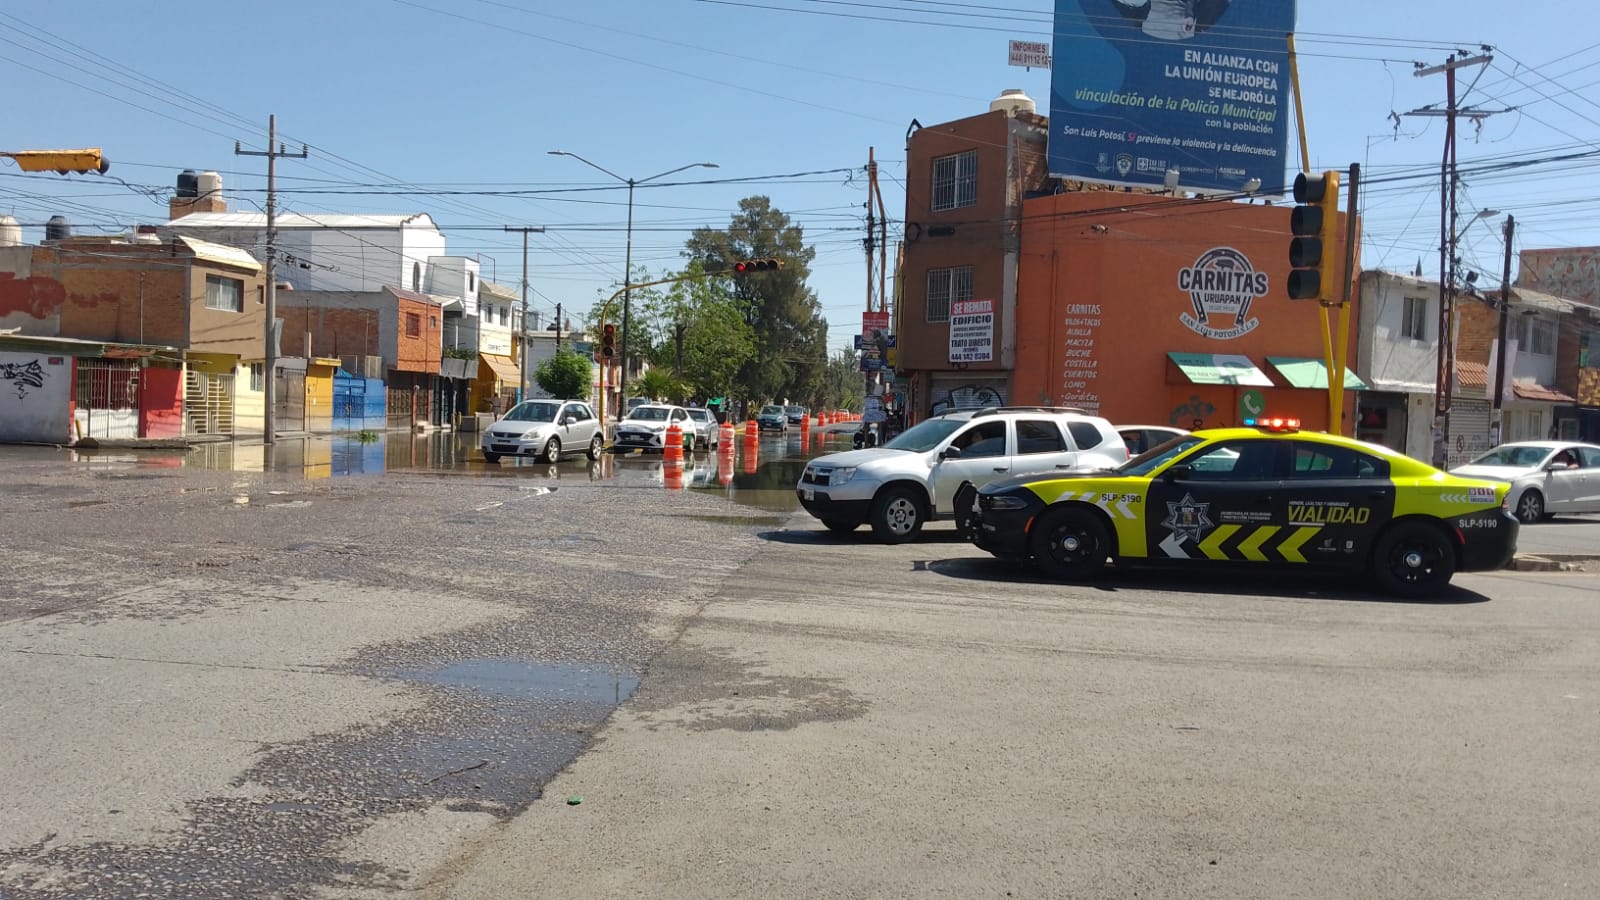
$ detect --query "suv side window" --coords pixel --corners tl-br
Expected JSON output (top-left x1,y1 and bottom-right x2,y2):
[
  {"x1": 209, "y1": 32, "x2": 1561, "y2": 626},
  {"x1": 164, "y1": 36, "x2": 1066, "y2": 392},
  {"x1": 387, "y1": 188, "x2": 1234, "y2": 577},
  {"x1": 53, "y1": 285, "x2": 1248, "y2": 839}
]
[
  {"x1": 1017, "y1": 419, "x2": 1067, "y2": 455},
  {"x1": 951, "y1": 420, "x2": 1007, "y2": 458},
  {"x1": 568, "y1": 404, "x2": 590, "y2": 422},
  {"x1": 1067, "y1": 421, "x2": 1104, "y2": 449}
]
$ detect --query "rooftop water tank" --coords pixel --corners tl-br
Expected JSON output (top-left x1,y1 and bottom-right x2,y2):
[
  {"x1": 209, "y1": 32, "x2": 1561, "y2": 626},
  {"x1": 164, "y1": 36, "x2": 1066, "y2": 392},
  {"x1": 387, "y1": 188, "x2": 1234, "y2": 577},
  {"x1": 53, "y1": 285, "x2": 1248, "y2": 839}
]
[
  {"x1": 45, "y1": 215, "x2": 71, "y2": 242},
  {"x1": 990, "y1": 89, "x2": 1037, "y2": 117},
  {"x1": 0, "y1": 215, "x2": 21, "y2": 247},
  {"x1": 197, "y1": 170, "x2": 222, "y2": 198},
  {"x1": 176, "y1": 169, "x2": 199, "y2": 198}
]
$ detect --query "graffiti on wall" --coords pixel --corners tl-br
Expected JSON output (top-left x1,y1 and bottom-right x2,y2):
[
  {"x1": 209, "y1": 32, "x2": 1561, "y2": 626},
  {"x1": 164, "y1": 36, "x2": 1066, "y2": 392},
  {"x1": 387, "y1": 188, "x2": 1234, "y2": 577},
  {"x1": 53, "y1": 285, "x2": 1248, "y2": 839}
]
[
  {"x1": 930, "y1": 383, "x2": 1003, "y2": 416},
  {"x1": 0, "y1": 360, "x2": 46, "y2": 399},
  {"x1": 1168, "y1": 394, "x2": 1217, "y2": 428}
]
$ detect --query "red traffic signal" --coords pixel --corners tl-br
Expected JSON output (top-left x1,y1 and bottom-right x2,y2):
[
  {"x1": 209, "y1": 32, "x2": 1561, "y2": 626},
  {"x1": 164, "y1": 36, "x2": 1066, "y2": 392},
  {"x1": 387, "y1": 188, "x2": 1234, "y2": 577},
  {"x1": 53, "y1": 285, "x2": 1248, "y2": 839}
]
[
  {"x1": 733, "y1": 258, "x2": 782, "y2": 274},
  {"x1": 600, "y1": 323, "x2": 617, "y2": 359}
]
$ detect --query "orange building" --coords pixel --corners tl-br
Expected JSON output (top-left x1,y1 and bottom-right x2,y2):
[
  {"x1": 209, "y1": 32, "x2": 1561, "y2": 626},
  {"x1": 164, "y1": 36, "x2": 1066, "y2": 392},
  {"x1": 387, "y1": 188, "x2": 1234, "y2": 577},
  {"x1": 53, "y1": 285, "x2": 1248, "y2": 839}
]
[{"x1": 1012, "y1": 192, "x2": 1361, "y2": 433}]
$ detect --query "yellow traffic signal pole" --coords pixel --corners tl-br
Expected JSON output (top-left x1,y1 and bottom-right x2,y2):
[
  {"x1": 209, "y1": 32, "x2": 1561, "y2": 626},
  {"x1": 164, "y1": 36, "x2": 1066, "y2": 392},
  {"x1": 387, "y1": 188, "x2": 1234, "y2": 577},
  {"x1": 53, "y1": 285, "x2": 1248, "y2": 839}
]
[
  {"x1": 1332, "y1": 164, "x2": 1362, "y2": 435},
  {"x1": 0, "y1": 149, "x2": 109, "y2": 174}
]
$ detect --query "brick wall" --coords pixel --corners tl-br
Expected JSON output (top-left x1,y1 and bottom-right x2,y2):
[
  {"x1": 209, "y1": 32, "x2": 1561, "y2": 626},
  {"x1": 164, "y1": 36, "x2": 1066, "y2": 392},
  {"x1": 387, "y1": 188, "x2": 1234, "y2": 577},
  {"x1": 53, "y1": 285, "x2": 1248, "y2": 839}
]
[{"x1": 1454, "y1": 294, "x2": 1498, "y2": 367}]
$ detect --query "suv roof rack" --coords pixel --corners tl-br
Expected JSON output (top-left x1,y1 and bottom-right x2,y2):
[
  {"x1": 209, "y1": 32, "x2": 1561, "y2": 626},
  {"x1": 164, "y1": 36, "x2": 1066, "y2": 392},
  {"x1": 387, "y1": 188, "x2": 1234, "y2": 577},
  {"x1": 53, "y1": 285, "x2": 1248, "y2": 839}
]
[{"x1": 968, "y1": 406, "x2": 1089, "y2": 417}]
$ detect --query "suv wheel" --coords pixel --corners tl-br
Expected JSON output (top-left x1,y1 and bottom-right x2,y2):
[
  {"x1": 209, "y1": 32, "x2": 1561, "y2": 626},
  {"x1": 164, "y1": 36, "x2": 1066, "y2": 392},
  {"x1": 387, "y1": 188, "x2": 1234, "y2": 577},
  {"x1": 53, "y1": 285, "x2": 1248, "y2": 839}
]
[
  {"x1": 482, "y1": 451, "x2": 501, "y2": 465},
  {"x1": 586, "y1": 434, "x2": 604, "y2": 460},
  {"x1": 1030, "y1": 506, "x2": 1110, "y2": 581},
  {"x1": 870, "y1": 486, "x2": 926, "y2": 544},
  {"x1": 543, "y1": 437, "x2": 562, "y2": 463}
]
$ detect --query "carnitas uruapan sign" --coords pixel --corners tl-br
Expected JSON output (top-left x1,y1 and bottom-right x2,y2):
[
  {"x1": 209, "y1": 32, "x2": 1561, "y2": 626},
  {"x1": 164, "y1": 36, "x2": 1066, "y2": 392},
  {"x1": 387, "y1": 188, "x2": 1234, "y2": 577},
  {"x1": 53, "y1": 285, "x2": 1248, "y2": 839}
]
[{"x1": 1178, "y1": 247, "x2": 1268, "y2": 340}]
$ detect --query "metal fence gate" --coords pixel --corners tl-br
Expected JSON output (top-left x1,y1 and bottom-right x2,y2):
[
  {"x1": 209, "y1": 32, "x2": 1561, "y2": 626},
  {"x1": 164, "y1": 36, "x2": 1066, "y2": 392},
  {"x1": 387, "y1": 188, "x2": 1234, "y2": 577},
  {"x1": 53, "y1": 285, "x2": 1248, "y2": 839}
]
[
  {"x1": 75, "y1": 358, "x2": 141, "y2": 439},
  {"x1": 184, "y1": 370, "x2": 236, "y2": 436}
]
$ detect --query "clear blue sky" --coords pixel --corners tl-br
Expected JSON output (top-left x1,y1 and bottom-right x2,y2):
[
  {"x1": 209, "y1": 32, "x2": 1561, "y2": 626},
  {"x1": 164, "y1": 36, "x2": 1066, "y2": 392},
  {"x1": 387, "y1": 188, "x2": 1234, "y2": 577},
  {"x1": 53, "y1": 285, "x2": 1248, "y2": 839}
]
[{"x1": 3, "y1": 1, "x2": 1597, "y2": 350}]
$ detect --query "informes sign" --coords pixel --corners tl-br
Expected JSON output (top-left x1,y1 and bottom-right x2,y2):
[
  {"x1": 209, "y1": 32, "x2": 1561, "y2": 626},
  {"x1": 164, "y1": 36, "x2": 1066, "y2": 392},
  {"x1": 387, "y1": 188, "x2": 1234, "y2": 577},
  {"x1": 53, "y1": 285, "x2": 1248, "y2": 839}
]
[
  {"x1": 1048, "y1": 0, "x2": 1296, "y2": 194},
  {"x1": 949, "y1": 299, "x2": 996, "y2": 363},
  {"x1": 1009, "y1": 40, "x2": 1052, "y2": 69}
]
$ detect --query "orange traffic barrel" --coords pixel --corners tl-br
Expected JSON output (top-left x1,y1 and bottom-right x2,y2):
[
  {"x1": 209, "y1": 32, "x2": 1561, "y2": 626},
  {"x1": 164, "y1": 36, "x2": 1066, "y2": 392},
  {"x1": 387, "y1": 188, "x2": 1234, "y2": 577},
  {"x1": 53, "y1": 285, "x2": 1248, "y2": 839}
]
[
  {"x1": 744, "y1": 418, "x2": 758, "y2": 442},
  {"x1": 719, "y1": 421, "x2": 736, "y2": 448},
  {"x1": 664, "y1": 422, "x2": 684, "y2": 463}
]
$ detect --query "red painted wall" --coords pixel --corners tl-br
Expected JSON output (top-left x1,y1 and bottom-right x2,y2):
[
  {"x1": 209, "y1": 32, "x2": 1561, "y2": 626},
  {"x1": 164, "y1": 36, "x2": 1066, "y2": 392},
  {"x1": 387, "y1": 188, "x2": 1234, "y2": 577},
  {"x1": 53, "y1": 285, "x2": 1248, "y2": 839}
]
[{"x1": 138, "y1": 367, "x2": 184, "y2": 438}]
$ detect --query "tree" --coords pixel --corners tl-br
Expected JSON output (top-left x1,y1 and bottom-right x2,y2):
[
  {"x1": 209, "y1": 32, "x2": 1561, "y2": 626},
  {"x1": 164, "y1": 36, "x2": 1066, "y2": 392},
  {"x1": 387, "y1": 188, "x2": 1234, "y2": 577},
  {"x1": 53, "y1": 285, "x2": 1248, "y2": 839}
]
[
  {"x1": 818, "y1": 348, "x2": 865, "y2": 411},
  {"x1": 684, "y1": 196, "x2": 828, "y2": 404},
  {"x1": 534, "y1": 349, "x2": 592, "y2": 400},
  {"x1": 632, "y1": 367, "x2": 686, "y2": 404},
  {"x1": 635, "y1": 259, "x2": 757, "y2": 402}
]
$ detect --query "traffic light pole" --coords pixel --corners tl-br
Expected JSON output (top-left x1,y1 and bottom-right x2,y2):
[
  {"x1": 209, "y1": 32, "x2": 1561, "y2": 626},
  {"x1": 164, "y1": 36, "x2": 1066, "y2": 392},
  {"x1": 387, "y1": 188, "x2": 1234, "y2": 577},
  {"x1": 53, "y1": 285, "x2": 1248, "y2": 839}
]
[
  {"x1": 504, "y1": 225, "x2": 546, "y2": 401},
  {"x1": 235, "y1": 115, "x2": 306, "y2": 446}
]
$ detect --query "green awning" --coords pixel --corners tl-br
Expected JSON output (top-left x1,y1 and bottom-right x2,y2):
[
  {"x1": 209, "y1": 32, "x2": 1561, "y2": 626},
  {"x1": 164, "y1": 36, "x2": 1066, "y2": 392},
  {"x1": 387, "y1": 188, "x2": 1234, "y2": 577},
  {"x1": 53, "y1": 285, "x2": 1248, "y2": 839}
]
[
  {"x1": 1267, "y1": 356, "x2": 1370, "y2": 390},
  {"x1": 1167, "y1": 352, "x2": 1274, "y2": 386}
]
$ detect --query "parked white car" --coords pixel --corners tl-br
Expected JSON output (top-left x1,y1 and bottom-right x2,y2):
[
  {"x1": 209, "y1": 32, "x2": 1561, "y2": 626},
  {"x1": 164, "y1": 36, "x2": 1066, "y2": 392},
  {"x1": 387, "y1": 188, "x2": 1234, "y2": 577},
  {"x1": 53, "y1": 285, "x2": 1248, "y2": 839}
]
[
  {"x1": 796, "y1": 407, "x2": 1129, "y2": 542},
  {"x1": 481, "y1": 399, "x2": 603, "y2": 464},
  {"x1": 613, "y1": 403, "x2": 694, "y2": 452},
  {"x1": 1117, "y1": 425, "x2": 1190, "y2": 456},
  {"x1": 684, "y1": 407, "x2": 720, "y2": 450},
  {"x1": 1450, "y1": 441, "x2": 1600, "y2": 523}
]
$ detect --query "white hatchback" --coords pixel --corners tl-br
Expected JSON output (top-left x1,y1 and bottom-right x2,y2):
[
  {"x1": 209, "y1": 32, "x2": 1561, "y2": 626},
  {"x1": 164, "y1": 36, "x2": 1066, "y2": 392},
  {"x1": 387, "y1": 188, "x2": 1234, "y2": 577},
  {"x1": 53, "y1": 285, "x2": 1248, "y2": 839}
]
[{"x1": 481, "y1": 399, "x2": 603, "y2": 464}]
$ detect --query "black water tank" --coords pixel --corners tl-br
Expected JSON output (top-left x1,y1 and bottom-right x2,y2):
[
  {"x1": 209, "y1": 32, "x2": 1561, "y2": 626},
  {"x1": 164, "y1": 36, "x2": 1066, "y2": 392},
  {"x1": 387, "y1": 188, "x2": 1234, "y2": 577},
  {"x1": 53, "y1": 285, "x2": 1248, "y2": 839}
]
[
  {"x1": 176, "y1": 169, "x2": 199, "y2": 198},
  {"x1": 45, "y1": 215, "x2": 71, "y2": 241}
]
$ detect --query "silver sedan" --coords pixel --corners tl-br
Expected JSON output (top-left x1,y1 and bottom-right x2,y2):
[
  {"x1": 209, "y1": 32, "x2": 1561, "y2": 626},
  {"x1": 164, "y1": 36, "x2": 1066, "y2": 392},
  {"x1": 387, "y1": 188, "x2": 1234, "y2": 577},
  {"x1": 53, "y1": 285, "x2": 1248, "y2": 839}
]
[{"x1": 1450, "y1": 441, "x2": 1600, "y2": 523}]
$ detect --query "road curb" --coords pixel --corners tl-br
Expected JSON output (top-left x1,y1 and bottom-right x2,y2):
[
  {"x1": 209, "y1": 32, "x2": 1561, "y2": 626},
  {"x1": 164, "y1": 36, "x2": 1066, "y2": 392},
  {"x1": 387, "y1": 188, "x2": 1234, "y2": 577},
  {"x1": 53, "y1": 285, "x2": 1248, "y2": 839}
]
[{"x1": 1508, "y1": 554, "x2": 1589, "y2": 572}]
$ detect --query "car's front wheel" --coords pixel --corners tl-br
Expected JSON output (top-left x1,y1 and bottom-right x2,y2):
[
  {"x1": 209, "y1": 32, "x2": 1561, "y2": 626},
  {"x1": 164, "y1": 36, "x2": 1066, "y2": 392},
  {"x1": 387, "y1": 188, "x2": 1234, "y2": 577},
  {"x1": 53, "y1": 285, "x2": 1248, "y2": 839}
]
[
  {"x1": 482, "y1": 451, "x2": 501, "y2": 465},
  {"x1": 1371, "y1": 521, "x2": 1456, "y2": 598},
  {"x1": 587, "y1": 434, "x2": 604, "y2": 461},
  {"x1": 1030, "y1": 506, "x2": 1111, "y2": 581},
  {"x1": 1515, "y1": 489, "x2": 1546, "y2": 524},
  {"x1": 870, "y1": 486, "x2": 926, "y2": 544}
]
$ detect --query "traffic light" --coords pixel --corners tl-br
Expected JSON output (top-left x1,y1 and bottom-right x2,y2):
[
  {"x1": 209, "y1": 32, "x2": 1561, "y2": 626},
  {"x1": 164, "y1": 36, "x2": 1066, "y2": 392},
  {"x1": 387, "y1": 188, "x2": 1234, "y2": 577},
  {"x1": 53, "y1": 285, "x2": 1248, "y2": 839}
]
[
  {"x1": 2, "y1": 149, "x2": 109, "y2": 175},
  {"x1": 600, "y1": 323, "x2": 617, "y2": 359},
  {"x1": 733, "y1": 258, "x2": 783, "y2": 274},
  {"x1": 1286, "y1": 170, "x2": 1340, "y2": 300}
]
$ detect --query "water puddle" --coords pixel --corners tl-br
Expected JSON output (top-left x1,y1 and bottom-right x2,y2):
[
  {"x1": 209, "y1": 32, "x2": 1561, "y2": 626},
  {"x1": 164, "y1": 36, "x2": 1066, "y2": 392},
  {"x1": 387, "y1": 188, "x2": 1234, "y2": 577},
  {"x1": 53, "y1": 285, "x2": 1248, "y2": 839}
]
[{"x1": 394, "y1": 658, "x2": 640, "y2": 706}]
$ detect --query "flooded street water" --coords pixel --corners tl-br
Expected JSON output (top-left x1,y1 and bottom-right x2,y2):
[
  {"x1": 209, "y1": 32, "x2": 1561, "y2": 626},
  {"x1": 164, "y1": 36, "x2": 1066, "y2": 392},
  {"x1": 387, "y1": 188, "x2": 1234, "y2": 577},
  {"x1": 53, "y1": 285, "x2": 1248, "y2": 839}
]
[{"x1": 45, "y1": 425, "x2": 860, "y2": 516}]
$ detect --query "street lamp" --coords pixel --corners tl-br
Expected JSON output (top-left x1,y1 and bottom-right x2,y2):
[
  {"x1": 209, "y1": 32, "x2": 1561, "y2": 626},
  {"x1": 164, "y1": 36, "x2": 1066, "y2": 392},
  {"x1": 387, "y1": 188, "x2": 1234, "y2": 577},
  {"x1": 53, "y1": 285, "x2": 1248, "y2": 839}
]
[{"x1": 547, "y1": 150, "x2": 718, "y2": 408}]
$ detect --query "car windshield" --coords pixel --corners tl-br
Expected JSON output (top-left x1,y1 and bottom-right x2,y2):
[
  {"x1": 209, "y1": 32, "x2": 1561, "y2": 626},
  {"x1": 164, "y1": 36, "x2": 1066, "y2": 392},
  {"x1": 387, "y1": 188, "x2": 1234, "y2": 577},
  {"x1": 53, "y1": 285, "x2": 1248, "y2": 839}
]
[
  {"x1": 760, "y1": 406, "x2": 784, "y2": 416},
  {"x1": 882, "y1": 417, "x2": 966, "y2": 452},
  {"x1": 1469, "y1": 445, "x2": 1557, "y2": 467},
  {"x1": 502, "y1": 401, "x2": 561, "y2": 423},
  {"x1": 687, "y1": 409, "x2": 712, "y2": 422},
  {"x1": 626, "y1": 407, "x2": 670, "y2": 422},
  {"x1": 1117, "y1": 435, "x2": 1206, "y2": 476}
]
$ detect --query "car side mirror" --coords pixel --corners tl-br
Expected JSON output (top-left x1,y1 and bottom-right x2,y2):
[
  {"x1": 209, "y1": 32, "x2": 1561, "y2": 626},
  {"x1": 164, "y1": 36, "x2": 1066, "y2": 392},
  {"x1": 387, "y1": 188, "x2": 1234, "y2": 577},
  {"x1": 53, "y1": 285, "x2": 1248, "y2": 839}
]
[
  {"x1": 941, "y1": 446, "x2": 963, "y2": 460},
  {"x1": 1163, "y1": 463, "x2": 1192, "y2": 480}
]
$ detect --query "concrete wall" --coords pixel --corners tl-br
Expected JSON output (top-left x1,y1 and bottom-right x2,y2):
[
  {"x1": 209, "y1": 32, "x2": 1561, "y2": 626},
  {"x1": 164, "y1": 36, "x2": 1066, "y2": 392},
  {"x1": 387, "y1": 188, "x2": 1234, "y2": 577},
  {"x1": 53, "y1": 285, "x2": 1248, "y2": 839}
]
[
  {"x1": 1357, "y1": 272, "x2": 1438, "y2": 393},
  {"x1": 0, "y1": 350, "x2": 71, "y2": 443}
]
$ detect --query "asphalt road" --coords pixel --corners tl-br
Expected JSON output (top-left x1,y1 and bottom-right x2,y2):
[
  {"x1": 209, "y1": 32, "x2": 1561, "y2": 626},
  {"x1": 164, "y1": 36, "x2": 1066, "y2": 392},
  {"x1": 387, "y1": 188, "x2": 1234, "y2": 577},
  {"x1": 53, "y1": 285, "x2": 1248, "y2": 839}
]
[
  {"x1": 1515, "y1": 514, "x2": 1600, "y2": 558},
  {"x1": 3, "y1": 440, "x2": 1599, "y2": 899}
]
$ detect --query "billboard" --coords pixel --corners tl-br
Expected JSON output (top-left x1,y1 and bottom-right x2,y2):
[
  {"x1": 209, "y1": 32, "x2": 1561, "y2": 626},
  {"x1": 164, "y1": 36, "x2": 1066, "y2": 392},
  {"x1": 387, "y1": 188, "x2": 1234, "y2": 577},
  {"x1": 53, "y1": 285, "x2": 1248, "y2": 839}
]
[{"x1": 1048, "y1": 0, "x2": 1296, "y2": 194}]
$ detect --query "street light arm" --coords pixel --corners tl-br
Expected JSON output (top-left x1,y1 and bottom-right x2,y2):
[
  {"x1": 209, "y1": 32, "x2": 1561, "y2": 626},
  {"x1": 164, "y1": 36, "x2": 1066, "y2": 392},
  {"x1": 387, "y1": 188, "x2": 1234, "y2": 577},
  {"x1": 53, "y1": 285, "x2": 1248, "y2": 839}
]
[
  {"x1": 547, "y1": 150, "x2": 627, "y2": 184},
  {"x1": 638, "y1": 162, "x2": 719, "y2": 184}
]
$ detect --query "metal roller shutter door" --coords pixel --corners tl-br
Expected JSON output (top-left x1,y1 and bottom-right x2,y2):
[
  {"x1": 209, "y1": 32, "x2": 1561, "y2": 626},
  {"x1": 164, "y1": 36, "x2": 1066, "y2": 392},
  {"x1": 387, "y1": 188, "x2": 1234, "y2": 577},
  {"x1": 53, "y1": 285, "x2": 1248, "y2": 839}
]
[{"x1": 928, "y1": 375, "x2": 1009, "y2": 416}]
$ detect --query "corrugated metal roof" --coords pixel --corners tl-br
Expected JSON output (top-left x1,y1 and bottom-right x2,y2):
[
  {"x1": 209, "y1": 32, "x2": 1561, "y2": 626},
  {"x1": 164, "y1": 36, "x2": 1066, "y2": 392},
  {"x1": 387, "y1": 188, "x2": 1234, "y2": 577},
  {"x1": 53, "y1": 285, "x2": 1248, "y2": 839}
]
[
  {"x1": 176, "y1": 236, "x2": 261, "y2": 273},
  {"x1": 168, "y1": 211, "x2": 440, "y2": 231}
]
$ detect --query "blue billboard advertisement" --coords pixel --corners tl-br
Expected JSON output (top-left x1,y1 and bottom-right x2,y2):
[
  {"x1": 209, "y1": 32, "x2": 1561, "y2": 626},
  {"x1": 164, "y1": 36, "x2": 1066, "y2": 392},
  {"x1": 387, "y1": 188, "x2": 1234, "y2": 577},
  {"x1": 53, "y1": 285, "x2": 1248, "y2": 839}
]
[{"x1": 1048, "y1": 1, "x2": 1296, "y2": 194}]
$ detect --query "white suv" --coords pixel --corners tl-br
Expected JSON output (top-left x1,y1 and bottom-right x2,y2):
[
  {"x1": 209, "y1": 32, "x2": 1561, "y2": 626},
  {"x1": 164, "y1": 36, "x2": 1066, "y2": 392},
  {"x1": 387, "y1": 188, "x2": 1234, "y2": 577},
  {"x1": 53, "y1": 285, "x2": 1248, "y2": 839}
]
[{"x1": 796, "y1": 407, "x2": 1127, "y2": 543}]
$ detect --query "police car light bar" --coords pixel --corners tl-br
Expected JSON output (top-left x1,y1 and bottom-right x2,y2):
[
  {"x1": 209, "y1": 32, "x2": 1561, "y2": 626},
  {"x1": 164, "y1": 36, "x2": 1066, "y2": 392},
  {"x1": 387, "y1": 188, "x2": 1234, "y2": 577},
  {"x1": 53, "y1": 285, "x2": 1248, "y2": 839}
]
[{"x1": 1244, "y1": 417, "x2": 1300, "y2": 432}]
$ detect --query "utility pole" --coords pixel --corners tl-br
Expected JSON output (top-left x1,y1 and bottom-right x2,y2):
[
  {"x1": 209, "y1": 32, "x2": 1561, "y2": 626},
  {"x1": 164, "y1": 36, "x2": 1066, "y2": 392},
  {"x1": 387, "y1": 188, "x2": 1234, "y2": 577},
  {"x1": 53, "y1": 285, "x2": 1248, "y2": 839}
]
[
  {"x1": 504, "y1": 225, "x2": 545, "y2": 400},
  {"x1": 1405, "y1": 51, "x2": 1501, "y2": 467},
  {"x1": 1491, "y1": 214, "x2": 1515, "y2": 446},
  {"x1": 555, "y1": 301, "x2": 563, "y2": 351},
  {"x1": 236, "y1": 115, "x2": 306, "y2": 446}
]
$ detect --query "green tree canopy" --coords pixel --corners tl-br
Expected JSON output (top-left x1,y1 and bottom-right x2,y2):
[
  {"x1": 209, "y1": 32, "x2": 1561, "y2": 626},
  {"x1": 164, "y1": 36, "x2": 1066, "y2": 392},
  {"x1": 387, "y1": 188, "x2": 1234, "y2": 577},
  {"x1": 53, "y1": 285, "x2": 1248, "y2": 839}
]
[
  {"x1": 684, "y1": 196, "x2": 828, "y2": 404},
  {"x1": 533, "y1": 349, "x2": 592, "y2": 400},
  {"x1": 635, "y1": 259, "x2": 757, "y2": 402}
]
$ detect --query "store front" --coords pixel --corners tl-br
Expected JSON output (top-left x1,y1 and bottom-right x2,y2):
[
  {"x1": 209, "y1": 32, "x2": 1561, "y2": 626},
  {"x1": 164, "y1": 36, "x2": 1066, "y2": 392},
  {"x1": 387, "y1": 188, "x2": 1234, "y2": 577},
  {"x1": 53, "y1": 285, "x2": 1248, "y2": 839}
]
[{"x1": 1013, "y1": 193, "x2": 1360, "y2": 433}]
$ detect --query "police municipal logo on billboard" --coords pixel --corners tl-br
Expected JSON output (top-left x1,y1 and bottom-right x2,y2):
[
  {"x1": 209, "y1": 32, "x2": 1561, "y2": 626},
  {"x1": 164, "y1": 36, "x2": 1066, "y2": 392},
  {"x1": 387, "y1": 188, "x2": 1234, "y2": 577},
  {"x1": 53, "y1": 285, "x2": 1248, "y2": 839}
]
[
  {"x1": 1115, "y1": 154, "x2": 1134, "y2": 177},
  {"x1": 1178, "y1": 247, "x2": 1269, "y2": 340}
]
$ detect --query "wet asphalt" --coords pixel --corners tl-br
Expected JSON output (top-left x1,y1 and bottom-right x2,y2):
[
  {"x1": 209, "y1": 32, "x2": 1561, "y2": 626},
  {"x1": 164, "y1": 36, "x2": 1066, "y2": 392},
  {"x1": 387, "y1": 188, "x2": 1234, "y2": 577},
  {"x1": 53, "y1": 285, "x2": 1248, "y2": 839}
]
[{"x1": 0, "y1": 428, "x2": 844, "y2": 898}]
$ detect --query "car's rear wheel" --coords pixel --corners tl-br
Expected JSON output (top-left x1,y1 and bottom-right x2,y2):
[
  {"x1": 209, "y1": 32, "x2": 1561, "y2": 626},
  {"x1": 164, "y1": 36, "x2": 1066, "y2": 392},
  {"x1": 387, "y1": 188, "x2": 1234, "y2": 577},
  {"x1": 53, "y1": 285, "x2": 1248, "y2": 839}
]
[
  {"x1": 587, "y1": 434, "x2": 603, "y2": 460},
  {"x1": 1030, "y1": 506, "x2": 1110, "y2": 581},
  {"x1": 1515, "y1": 489, "x2": 1545, "y2": 524},
  {"x1": 822, "y1": 519, "x2": 858, "y2": 533},
  {"x1": 543, "y1": 437, "x2": 562, "y2": 463},
  {"x1": 482, "y1": 451, "x2": 501, "y2": 465},
  {"x1": 1371, "y1": 522, "x2": 1456, "y2": 598},
  {"x1": 870, "y1": 486, "x2": 926, "y2": 544}
]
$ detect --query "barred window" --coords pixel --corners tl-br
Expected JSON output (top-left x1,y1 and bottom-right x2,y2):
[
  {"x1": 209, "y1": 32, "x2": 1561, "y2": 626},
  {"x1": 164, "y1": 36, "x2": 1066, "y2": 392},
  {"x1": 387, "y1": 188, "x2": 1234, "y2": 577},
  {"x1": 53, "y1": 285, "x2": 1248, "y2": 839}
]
[
  {"x1": 1514, "y1": 316, "x2": 1556, "y2": 356},
  {"x1": 205, "y1": 275, "x2": 243, "y2": 312},
  {"x1": 925, "y1": 265, "x2": 974, "y2": 323},
  {"x1": 931, "y1": 150, "x2": 978, "y2": 211},
  {"x1": 249, "y1": 362, "x2": 264, "y2": 392},
  {"x1": 405, "y1": 312, "x2": 422, "y2": 338}
]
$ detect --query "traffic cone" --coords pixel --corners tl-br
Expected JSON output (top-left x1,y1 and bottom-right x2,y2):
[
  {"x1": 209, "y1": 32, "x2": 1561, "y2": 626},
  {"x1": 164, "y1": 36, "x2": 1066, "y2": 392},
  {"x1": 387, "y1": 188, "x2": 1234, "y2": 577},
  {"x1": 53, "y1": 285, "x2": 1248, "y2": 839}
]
[{"x1": 664, "y1": 422, "x2": 684, "y2": 464}]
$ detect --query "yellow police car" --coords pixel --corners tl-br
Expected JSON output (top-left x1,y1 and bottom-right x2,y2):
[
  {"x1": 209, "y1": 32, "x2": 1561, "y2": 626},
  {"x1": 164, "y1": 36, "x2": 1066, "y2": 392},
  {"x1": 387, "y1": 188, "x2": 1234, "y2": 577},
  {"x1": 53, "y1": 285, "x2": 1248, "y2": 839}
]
[{"x1": 972, "y1": 418, "x2": 1518, "y2": 597}]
